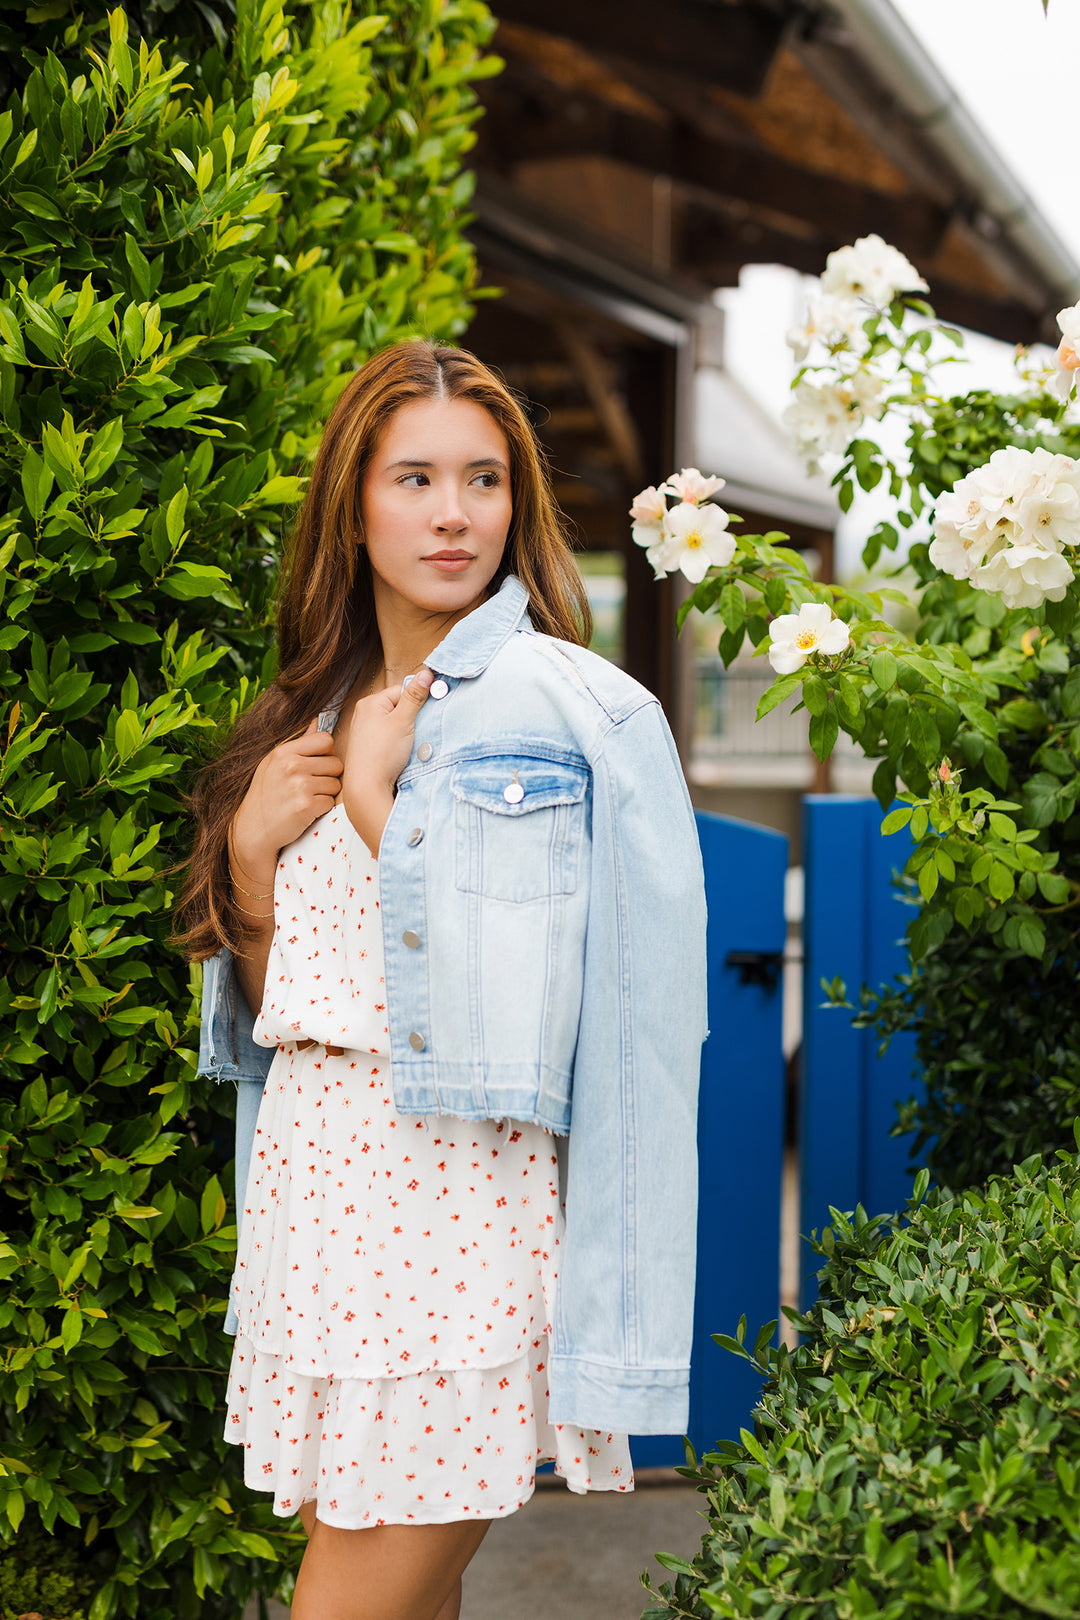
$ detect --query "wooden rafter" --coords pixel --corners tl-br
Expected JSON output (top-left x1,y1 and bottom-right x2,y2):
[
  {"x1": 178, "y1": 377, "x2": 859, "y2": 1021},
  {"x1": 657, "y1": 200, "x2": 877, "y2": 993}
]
[
  {"x1": 549, "y1": 313, "x2": 644, "y2": 489},
  {"x1": 489, "y1": 0, "x2": 788, "y2": 95},
  {"x1": 477, "y1": 74, "x2": 951, "y2": 263}
]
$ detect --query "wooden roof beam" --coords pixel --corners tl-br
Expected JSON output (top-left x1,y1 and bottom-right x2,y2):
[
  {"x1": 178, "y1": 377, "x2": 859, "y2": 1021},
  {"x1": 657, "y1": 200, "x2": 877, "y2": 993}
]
[
  {"x1": 477, "y1": 76, "x2": 951, "y2": 262},
  {"x1": 489, "y1": 0, "x2": 788, "y2": 95}
]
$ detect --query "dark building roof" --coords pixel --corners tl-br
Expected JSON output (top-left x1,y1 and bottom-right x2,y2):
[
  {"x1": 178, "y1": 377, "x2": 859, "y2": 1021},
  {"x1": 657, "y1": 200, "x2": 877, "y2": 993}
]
[{"x1": 474, "y1": 0, "x2": 1077, "y2": 345}]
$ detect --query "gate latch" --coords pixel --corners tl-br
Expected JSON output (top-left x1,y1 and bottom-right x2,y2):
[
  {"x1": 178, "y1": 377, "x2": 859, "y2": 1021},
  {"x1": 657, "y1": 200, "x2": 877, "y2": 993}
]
[{"x1": 724, "y1": 949, "x2": 784, "y2": 992}]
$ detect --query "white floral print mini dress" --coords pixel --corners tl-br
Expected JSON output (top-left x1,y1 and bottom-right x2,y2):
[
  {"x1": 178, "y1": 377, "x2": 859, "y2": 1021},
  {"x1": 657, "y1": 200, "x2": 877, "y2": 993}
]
[{"x1": 223, "y1": 803, "x2": 633, "y2": 1527}]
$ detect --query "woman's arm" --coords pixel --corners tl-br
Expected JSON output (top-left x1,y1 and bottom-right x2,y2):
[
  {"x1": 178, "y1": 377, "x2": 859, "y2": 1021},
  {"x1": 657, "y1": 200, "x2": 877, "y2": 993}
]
[{"x1": 228, "y1": 836, "x2": 278, "y2": 1018}]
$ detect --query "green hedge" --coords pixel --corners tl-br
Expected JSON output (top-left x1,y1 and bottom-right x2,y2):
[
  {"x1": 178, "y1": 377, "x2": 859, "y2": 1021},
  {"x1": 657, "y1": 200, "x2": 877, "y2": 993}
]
[
  {"x1": 645, "y1": 1140, "x2": 1080, "y2": 1619},
  {"x1": 0, "y1": 1, "x2": 497, "y2": 1614}
]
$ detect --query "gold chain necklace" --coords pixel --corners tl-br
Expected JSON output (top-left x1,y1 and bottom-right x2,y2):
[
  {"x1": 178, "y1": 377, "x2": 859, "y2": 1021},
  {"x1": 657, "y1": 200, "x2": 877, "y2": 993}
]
[{"x1": 367, "y1": 662, "x2": 412, "y2": 697}]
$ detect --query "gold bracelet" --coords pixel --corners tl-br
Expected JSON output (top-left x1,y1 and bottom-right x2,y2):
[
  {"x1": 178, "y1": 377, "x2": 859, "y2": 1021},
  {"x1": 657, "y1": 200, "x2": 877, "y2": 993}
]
[{"x1": 234, "y1": 900, "x2": 274, "y2": 920}]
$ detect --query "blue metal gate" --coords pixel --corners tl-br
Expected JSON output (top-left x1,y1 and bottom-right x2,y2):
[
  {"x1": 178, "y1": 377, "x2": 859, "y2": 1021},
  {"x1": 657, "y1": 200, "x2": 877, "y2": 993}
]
[
  {"x1": 629, "y1": 797, "x2": 923, "y2": 1468},
  {"x1": 799, "y1": 796, "x2": 919, "y2": 1306},
  {"x1": 631, "y1": 811, "x2": 787, "y2": 1467}
]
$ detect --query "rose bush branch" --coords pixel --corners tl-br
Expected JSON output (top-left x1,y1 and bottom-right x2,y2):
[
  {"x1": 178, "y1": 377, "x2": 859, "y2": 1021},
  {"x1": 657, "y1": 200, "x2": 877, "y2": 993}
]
[{"x1": 635, "y1": 236, "x2": 1080, "y2": 963}]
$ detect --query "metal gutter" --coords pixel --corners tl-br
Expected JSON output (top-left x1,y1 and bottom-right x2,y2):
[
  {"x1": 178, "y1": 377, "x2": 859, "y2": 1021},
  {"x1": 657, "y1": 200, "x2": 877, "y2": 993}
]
[{"x1": 821, "y1": 0, "x2": 1079, "y2": 307}]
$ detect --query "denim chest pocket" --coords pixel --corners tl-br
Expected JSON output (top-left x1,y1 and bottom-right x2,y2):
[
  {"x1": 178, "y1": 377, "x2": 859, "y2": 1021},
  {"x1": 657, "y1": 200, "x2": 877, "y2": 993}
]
[{"x1": 451, "y1": 755, "x2": 589, "y2": 903}]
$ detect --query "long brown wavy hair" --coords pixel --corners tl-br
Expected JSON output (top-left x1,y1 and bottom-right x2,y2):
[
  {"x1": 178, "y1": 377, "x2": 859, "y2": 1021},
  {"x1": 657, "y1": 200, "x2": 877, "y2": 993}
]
[{"x1": 176, "y1": 339, "x2": 592, "y2": 962}]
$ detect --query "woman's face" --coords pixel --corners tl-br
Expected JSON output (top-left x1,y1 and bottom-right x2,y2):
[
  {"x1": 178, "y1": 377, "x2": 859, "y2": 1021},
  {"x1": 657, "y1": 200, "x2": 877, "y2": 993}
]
[{"x1": 360, "y1": 395, "x2": 513, "y2": 618}]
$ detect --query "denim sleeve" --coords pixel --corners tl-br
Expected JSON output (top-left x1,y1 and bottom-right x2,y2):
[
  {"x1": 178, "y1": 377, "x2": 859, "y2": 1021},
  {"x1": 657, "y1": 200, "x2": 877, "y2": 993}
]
[
  {"x1": 196, "y1": 948, "x2": 272, "y2": 1336},
  {"x1": 196, "y1": 946, "x2": 275, "y2": 1086},
  {"x1": 548, "y1": 700, "x2": 708, "y2": 1436}
]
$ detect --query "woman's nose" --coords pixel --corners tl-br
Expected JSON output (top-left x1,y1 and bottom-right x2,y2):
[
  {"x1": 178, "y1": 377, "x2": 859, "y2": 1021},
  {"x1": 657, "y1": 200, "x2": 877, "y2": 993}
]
[{"x1": 432, "y1": 489, "x2": 468, "y2": 532}]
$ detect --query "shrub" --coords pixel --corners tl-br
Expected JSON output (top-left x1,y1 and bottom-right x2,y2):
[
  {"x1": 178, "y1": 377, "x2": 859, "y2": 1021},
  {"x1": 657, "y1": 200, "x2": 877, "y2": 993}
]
[
  {"x1": 642, "y1": 1139, "x2": 1080, "y2": 1619},
  {"x1": 0, "y1": 1, "x2": 496, "y2": 1614},
  {"x1": 0, "y1": 1520, "x2": 95, "y2": 1620}
]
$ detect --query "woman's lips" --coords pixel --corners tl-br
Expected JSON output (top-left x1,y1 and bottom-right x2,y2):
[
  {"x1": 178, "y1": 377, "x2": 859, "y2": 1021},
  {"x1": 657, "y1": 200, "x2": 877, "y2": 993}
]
[{"x1": 423, "y1": 551, "x2": 474, "y2": 572}]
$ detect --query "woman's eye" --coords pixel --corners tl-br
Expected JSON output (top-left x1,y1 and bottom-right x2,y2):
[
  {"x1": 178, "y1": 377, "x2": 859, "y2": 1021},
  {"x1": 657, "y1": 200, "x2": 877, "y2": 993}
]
[
  {"x1": 473, "y1": 472, "x2": 501, "y2": 489},
  {"x1": 399, "y1": 472, "x2": 429, "y2": 488}
]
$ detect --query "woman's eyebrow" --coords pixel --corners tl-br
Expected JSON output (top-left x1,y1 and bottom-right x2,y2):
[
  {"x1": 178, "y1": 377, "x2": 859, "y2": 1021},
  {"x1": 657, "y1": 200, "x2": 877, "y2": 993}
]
[{"x1": 385, "y1": 457, "x2": 509, "y2": 471}]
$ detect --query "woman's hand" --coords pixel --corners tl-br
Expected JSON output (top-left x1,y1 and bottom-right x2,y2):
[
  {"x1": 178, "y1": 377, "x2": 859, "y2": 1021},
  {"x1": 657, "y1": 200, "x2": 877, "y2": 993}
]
[
  {"x1": 231, "y1": 717, "x2": 344, "y2": 879},
  {"x1": 341, "y1": 669, "x2": 434, "y2": 857}
]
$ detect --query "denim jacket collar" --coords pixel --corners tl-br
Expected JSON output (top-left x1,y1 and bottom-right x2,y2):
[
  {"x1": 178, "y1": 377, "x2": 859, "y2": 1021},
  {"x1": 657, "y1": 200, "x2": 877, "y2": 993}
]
[{"x1": 425, "y1": 575, "x2": 531, "y2": 679}]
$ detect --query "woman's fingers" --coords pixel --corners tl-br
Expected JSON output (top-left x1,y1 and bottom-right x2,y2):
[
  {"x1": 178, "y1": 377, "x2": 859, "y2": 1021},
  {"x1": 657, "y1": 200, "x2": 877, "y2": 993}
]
[
  {"x1": 303, "y1": 753, "x2": 345, "y2": 776},
  {"x1": 391, "y1": 668, "x2": 434, "y2": 720},
  {"x1": 292, "y1": 727, "x2": 339, "y2": 755}
]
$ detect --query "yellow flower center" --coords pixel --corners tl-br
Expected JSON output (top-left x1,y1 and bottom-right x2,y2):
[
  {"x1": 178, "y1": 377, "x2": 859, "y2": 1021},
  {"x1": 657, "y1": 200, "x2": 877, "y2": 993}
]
[
  {"x1": 684, "y1": 531, "x2": 703, "y2": 549},
  {"x1": 795, "y1": 629, "x2": 819, "y2": 650}
]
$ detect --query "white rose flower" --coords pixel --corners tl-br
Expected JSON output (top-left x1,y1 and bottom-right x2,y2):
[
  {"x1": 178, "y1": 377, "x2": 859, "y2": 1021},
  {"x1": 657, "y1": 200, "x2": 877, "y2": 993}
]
[
  {"x1": 820, "y1": 234, "x2": 928, "y2": 307},
  {"x1": 931, "y1": 445, "x2": 1080, "y2": 606},
  {"x1": 1052, "y1": 302, "x2": 1080, "y2": 401},
  {"x1": 645, "y1": 537, "x2": 670, "y2": 579},
  {"x1": 928, "y1": 520, "x2": 989, "y2": 582},
  {"x1": 787, "y1": 292, "x2": 870, "y2": 363},
  {"x1": 1013, "y1": 455, "x2": 1080, "y2": 552},
  {"x1": 659, "y1": 468, "x2": 726, "y2": 505},
  {"x1": 783, "y1": 371, "x2": 884, "y2": 468},
  {"x1": 974, "y1": 541, "x2": 1075, "y2": 609},
  {"x1": 767, "y1": 602, "x2": 851, "y2": 674},
  {"x1": 654, "y1": 499, "x2": 735, "y2": 584},
  {"x1": 629, "y1": 485, "x2": 666, "y2": 549}
]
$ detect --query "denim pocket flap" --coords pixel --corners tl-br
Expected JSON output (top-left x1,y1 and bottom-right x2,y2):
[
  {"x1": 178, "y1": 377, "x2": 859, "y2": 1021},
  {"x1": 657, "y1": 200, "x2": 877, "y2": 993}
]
[{"x1": 451, "y1": 756, "x2": 588, "y2": 816}]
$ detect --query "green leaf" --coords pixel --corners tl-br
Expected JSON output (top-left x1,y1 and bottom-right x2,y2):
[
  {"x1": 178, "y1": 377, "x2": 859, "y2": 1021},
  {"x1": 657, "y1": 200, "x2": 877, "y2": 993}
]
[
  {"x1": 1061, "y1": 666, "x2": 1080, "y2": 718},
  {"x1": 871, "y1": 759, "x2": 895, "y2": 810},
  {"x1": 719, "y1": 582, "x2": 746, "y2": 633},
  {"x1": 88, "y1": 1578, "x2": 118, "y2": 1620},
  {"x1": 880, "y1": 807, "x2": 912, "y2": 835},
  {"x1": 803, "y1": 677, "x2": 828, "y2": 718},
  {"x1": 165, "y1": 486, "x2": 188, "y2": 545},
  {"x1": 1025, "y1": 773, "x2": 1062, "y2": 829},
  {"x1": 756, "y1": 673, "x2": 801, "y2": 720},
  {"x1": 870, "y1": 649, "x2": 897, "y2": 692},
  {"x1": 908, "y1": 703, "x2": 941, "y2": 766},
  {"x1": 808, "y1": 707, "x2": 839, "y2": 762},
  {"x1": 200, "y1": 1173, "x2": 226, "y2": 1234},
  {"x1": 987, "y1": 863, "x2": 1015, "y2": 903}
]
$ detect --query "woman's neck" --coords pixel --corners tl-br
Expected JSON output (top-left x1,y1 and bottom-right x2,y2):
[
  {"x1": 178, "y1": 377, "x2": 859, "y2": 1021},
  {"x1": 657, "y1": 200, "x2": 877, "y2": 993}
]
[{"x1": 372, "y1": 586, "x2": 486, "y2": 682}]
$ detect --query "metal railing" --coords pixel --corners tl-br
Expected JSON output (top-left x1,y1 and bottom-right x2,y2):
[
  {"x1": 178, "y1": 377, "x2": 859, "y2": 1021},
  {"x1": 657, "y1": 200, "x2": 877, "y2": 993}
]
[{"x1": 693, "y1": 659, "x2": 808, "y2": 758}]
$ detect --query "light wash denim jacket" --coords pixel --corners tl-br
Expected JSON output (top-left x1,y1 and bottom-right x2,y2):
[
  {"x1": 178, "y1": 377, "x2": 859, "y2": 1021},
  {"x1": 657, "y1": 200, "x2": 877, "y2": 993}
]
[{"x1": 198, "y1": 576, "x2": 708, "y2": 1435}]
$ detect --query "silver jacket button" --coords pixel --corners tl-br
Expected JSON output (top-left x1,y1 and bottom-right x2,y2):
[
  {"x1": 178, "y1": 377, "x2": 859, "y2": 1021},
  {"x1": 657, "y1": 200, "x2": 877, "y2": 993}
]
[
  {"x1": 429, "y1": 678, "x2": 449, "y2": 700},
  {"x1": 416, "y1": 742, "x2": 433, "y2": 762},
  {"x1": 407, "y1": 827, "x2": 423, "y2": 846},
  {"x1": 402, "y1": 929, "x2": 421, "y2": 949},
  {"x1": 408, "y1": 1031, "x2": 426, "y2": 1052},
  {"x1": 503, "y1": 780, "x2": 525, "y2": 804}
]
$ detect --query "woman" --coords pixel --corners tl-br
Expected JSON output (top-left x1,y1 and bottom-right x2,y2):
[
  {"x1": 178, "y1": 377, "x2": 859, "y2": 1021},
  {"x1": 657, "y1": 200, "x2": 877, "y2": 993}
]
[{"x1": 181, "y1": 341, "x2": 707, "y2": 1620}]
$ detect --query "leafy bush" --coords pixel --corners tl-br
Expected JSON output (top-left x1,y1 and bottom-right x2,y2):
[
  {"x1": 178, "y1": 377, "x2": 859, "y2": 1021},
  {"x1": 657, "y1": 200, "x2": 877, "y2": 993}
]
[
  {"x1": 643, "y1": 1138, "x2": 1080, "y2": 1619},
  {"x1": 854, "y1": 393, "x2": 1080, "y2": 1187},
  {"x1": 0, "y1": 1520, "x2": 94, "y2": 1620},
  {"x1": 0, "y1": 0, "x2": 496, "y2": 1614}
]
